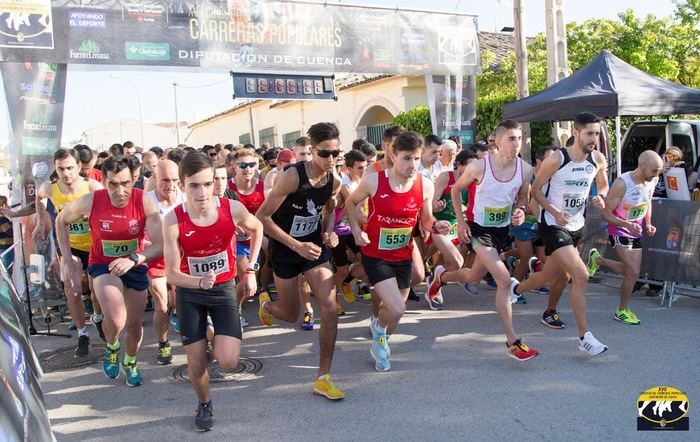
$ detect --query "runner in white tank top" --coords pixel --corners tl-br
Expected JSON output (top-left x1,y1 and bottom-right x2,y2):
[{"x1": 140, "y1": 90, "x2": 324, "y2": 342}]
[
  {"x1": 428, "y1": 120, "x2": 539, "y2": 362},
  {"x1": 510, "y1": 112, "x2": 610, "y2": 356}
]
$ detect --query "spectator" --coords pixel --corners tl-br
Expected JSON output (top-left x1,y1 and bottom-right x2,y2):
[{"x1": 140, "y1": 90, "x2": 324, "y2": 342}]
[
  {"x1": 108, "y1": 143, "x2": 124, "y2": 156},
  {"x1": 0, "y1": 195, "x2": 13, "y2": 273}
]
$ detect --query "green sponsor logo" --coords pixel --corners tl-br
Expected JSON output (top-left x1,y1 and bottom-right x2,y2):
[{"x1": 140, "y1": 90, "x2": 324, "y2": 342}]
[
  {"x1": 125, "y1": 42, "x2": 169, "y2": 61},
  {"x1": 22, "y1": 136, "x2": 59, "y2": 156}
]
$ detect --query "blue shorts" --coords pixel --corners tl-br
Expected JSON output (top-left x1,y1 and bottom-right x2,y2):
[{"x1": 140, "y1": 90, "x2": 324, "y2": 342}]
[
  {"x1": 510, "y1": 222, "x2": 537, "y2": 242},
  {"x1": 87, "y1": 264, "x2": 149, "y2": 291},
  {"x1": 236, "y1": 241, "x2": 251, "y2": 258}
]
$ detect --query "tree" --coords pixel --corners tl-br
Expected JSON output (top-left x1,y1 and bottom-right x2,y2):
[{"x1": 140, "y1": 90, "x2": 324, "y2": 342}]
[{"x1": 392, "y1": 105, "x2": 432, "y2": 136}]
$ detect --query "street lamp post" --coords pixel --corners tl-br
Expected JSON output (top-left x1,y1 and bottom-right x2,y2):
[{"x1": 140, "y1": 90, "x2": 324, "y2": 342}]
[
  {"x1": 109, "y1": 75, "x2": 145, "y2": 148},
  {"x1": 173, "y1": 82, "x2": 181, "y2": 146}
]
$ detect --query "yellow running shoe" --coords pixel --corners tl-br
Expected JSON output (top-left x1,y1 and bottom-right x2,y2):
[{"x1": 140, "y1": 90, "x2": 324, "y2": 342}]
[
  {"x1": 258, "y1": 292, "x2": 274, "y2": 326},
  {"x1": 341, "y1": 283, "x2": 355, "y2": 304},
  {"x1": 313, "y1": 374, "x2": 345, "y2": 400},
  {"x1": 336, "y1": 303, "x2": 345, "y2": 316}
]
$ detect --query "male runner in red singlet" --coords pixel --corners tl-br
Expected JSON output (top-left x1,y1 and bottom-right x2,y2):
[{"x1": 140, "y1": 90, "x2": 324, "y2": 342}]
[
  {"x1": 163, "y1": 151, "x2": 262, "y2": 432},
  {"x1": 56, "y1": 156, "x2": 164, "y2": 387},
  {"x1": 347, "y1": 131, "x2": 450, "y2": 371}
]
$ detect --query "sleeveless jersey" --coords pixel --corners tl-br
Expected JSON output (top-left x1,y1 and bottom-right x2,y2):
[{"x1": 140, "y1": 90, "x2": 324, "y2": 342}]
[
  {"x1": 52, "y1": 180, "x2": 92, "y2": 252},
  {"x1": 174, "y1": 197, "x2": 237, "y2": 284},
  {"x1": 362, "y1": 170, "x2": 423, "y2": 262},
  {"x1": 270, "y1": 162, "x2": 333, "y2": 261},
  {"x1": 88, "y1": 188, "x2": 146, "y2": 265},
  {"x1": 542, "y1": 149, "x2": 597, "y2": 231},
  {"x1": 228, "y1": 179, "x2": 265, "y2": 215},
  {"x1": 435, "y1": 171, "x2": 467, "y2": 241},
  {"x1": 467, "y1": 156, "x2": 522, "y2": 228},
  {"x1": 147, "y1": 189, "x2": 184, "y2": 272},
  {"x1": 334, "y1": 174, "x2": 359, "y2": 236},
  {"x1": 608, "y1": 172, "x2": 656, "y2": 238}
]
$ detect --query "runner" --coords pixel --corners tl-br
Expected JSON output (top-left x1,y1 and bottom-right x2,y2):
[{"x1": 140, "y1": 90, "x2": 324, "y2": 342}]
[
  {"x1": 346, "y1": 131, "x2": 450, "y2": 371},
  {"x1": 508, "y1": 112, "x2": 610, "y2": 355},
  {"x1": 163, "y1": 151, "x2": 262, "y2": 432},
  {"x1": 37, "y1": 148, "x2": 103, "y2": 357},
  {"x1": 56, "y1": 155, "x2": 164, "y2": 386},
  {"x1": 586, "y1": 150, "x2": 663, "y2": 325},
  {"x1": 256, "y1": 122, "x2": 345, "y2": 400},
  {"x1": 426, "y1": 120, "x2": 540, "y2": 361},
  {"x1": 146, "y1": 159, "x2": 184, "y2": 365}
]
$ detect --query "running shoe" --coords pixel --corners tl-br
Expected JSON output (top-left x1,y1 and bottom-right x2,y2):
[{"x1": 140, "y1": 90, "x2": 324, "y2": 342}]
[
  {"x1": 102, "y1": 347, "x2": 120, "y2": 379},
  {"x1": 505, "y1": 256, "x2": 518, "y2": 276},
  {"x1": 540, "y1": 309, "x2": 566, "y2": 329},
  {"x1": 578, "y1": 331, "x2": 608, "y2": 356},
  {"x1": 586, "y1": 248, "x2": 601, "y2": 277},
  {"x1": 68, "y1": 319, "x2": 77, "y2": 331},
  {"x1": 341, "y1": 283, "x2": 355, "y2": 304},
  {"x1": 123, "y1": 362, "x2": 142, "y2": 387},
  {"x1": 194, "y1": 401, "x2": 214, "y2": 432},
  {"x1": 426, "y1": 265, "x2": 445, "y2": 305},
  {"x1": 313, "y1": 374, "x2": 345, "y2": 400},
  {"x1": 463, "y1": 284, "x2": 479, "y2": 296},
  {"x1": 336, "y1": 304, "x2": 345, "y2": 316},
  {"x1": 74, "y1": 335, "x2": 90, "y2": 358},
  {"x1": 239, "y1": 314, "x2": 249, "y2": 328},
  {"x1": 528, "y1": 257, "x2": 541, "y2": 275},
  {"x1": 370, "y1": 332, "x2": 391, "y2": 372},
  {"x1": 359, "y1": 285, "x2": 372, "y2": 302},
  {"x1": 82, "y1": 295, "x2": 94, "y2": 315},
  {"x1": 92, "y1": 315, "x2": 106, "y2": 342},
  {"x1": 508, "y1": 277, "x2": 520, "y2": 304},
  {"x1": 407, "y1": 288, "x2": 420, "y2": 302},
  {"x1": 369, "y1": 315, "x2": 378, "y2": 339},
  {"x1": 535, "y1": 287, "x2": 550, "y2": 294},
  {"x1": 614, "y1": 308, "x2": 640, "y2": 325},
  {"x1": 506, "y1": 338, "x2": 539, "y2": 361},
  {"x1": 258, "y1": 292, "x2": 274, "y2": 326},
  {"x1": 514, "y1": 294, "x2": 527, "y2": 304},
  {"x1": 169, "y1": 312, "x2": 181, "y2": 333},
  {"x1": 301, "y1": 312, "x2": 314, "y2": 331},
  {"x1": 157, "y1": 344, "x2": 173, "y2": 365}
]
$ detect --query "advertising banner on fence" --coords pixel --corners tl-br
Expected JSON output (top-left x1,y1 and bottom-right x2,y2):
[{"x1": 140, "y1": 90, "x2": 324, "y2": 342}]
[
  {"x1": 0, "y1": 61, "x2": 67, "y2": 203},
  {"x1": 0, "y1": 0, "x2": 480, "y2": 76},
  {"x1": 426, "y1": 74, "x2": 477, "y2": 145},
  {"x1": 581, "y1": 199, "x2": 700, "y2": 285}
]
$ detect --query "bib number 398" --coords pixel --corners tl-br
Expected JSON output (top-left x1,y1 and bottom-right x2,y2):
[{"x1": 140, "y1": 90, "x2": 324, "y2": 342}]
[
  {"x1": 483, "y1": 206, "x2": 510, "y2": 226},
  {"x1": 378, "y1": 227, "x2": 411, "y2": 250},
  {"x1": 188, "y1": 251, "x2": 230, "y2": 276}
]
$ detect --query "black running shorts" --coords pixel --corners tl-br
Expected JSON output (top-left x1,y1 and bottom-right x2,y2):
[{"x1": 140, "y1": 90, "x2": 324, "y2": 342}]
[
  {"x1": 361, "y1": 254, "x2": 412, "y2": 290},
  {"x1": 176, "y1": 279, "x2": 240, "y2": 346},
  {"x1": 539, "y1": 223, "x2": 583, "y2": 256}
]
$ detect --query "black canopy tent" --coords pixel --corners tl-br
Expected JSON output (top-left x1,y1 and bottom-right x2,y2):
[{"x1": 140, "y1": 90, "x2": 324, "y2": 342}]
[{"x1": 502, "y1": 50, "x2": 700, "y2": 175}]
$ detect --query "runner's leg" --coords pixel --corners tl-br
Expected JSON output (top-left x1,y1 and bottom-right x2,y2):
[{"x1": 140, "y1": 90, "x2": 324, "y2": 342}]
[{"x1": 304, "y1": 262, "x2": 338, "y2": 376}]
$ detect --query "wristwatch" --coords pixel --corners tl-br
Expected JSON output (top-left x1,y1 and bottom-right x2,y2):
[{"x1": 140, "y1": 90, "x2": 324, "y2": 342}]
[
  {"x1": 128, "y1": 252, "x2": 140, "y2": 265},
  {"x1": 245, "y1": 262, "x2": 260, "y2": 272}
]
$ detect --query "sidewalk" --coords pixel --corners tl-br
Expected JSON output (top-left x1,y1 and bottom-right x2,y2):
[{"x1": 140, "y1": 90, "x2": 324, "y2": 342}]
[{"x1": 36, "y1": 278, "x2": 699, "y2": 441}]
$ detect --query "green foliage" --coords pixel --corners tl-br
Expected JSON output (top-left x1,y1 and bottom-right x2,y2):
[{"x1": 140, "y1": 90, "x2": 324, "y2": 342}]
[{"x1": 392, "y1": 105, "x2": 432, "y2": 136}]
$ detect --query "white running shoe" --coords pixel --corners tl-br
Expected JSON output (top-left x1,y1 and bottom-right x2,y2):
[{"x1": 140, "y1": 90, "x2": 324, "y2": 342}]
[
  {"x1": 508, "y1": 277, "x2": 520, "y2": 304},
  {"x1": 578, "y1": 331, "x2": 608, "y2": 356}
]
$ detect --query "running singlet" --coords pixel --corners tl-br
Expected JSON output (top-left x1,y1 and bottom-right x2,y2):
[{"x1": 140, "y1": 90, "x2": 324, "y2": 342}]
[
  {"x1": 333, "y1": 174, "x2": 359, "y2": 236},
  {"x1": 88, "y1": 188, "x2": 146, "y2": 265},
  {"x1": 175, "y1": 197, "x2": 237, "y2": 284},
  {"x1": 270, "y1": 162, "x2": 333, "y2": 260},
  {"x1": 542, "y1": 149, "x2": 597, "y2": 231},
  {"x1": 362, "y1": 170, "x2": 423, "y2": 262},
  {"x1": 608, "y1": 172, "x2": 656, "y2": 238},
  {"x1": 434, "y1": 171, "x2": 468, "y2": 241},
  {"x1": 228, "y1": 179, "x2": 265, "y2": 215},
  {"x1": 467, "y1": 156, "x2": 522, "y2": 228},
  {"x1": 147, "y1": 189, "x2": 184, "y2": 272},
  {"x1": 52, "y1": 180, "x2": 92, "y2": 252}
]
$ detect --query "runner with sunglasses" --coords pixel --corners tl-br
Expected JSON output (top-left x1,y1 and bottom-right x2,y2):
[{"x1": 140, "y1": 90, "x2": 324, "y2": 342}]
[{"x1": 256, "y1": 122, "x2": 345, "y2": 400}]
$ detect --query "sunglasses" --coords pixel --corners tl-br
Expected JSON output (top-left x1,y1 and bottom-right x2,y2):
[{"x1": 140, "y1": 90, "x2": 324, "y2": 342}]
[
  {"x1": 237, "y1": 162, "x2": 257, "y2": 169},
  {"x1": 208, "y1": 152, "x2": 217, "y2": 157},
  {"x1": 312, "y1": 147, "x2": 341, "y2": 158}
]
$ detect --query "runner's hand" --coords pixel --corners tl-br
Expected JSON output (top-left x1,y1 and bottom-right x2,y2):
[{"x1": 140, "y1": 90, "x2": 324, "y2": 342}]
[
  {"x1": 591, "y1": 195, "x2": 605, "y2": 209},
  {"x1": 200, "y1": 271, "x2": 216, "y2": 290},
  {"x1": 626, "y1": 222, "x2": 643, "y2": 236},
  {"x1": 457, "y1": 220, "x2": 471, "y2": 244},
  {"x1": 108, "y1": 257, "x2": 134, "y2": 277},
  {"x1": 60, "y1": 256, "x2": 82, "y2": 297},
  {"x1": 554, "y1": 210, "x2": 571, "y2": 227},
  {"x1": 511, "y1": 207, "x2": 525, "y2": 226},
  {"x1": 294, "y1": 241, "x2": 322, "y2": 261},
  {"x1": 241, "y1": 272, "x2": 257, "y2": 299},
  {"x1": 322, "y1": 231, "x2": 339, "y2": 248},
  {"x1": 645, "y1": 223, "x2": 657, "y2": 236},
  {"x1": 353, "y1": 230, "x2": 370, "y2": 247},
  {"x1": 433, "y1": 220, "x2": 451, "y2": 235},
  {"x1": 432, "y1": 199, "x2": 446, "y2": 213}
]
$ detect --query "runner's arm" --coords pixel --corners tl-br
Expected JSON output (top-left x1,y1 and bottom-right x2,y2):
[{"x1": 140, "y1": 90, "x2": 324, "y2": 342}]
[
  {"x1": 511, "y1": 162, "x2": 533, "y2": 225},
  {"x1": 451, "y1": 159, "x2": 483, "y2": 228},
  {"x1": 138, "y1": 195, "x2": 163, "y2": 264},
  {"x1": 593, "y1": 151, "x2": 610, "y2": 199},
  {"x1": 88, "y1": 178, "x2": 104, "y2": 191},
  {"x1": 0, "y1": 201, "x2": 36, "y2": 218},
  {"x1": 432, "y1": 172, "x2": 448, "y2": 212},
  {"x1": 163, "y1": 210, "x2": 199, "y2": 289},
  {"x1": 321, "y1": 178, "x2": 341, "y2": 235},
  {"x1": 599, "y1": 177, "x2": 628, "y2": 228},
  {"x1": 531, "y1": 152, "x2": 563, "y2": 218},
  {"x1": 346, "y1": 174, "x2": 377, "y2": 245},
  {"x1": 420, "y1": 179, "x2": 449, "y2": 234},
  {"x1": 55, "y1": 192, "x2": 93, "y2": 262},
  {"x1": 33, "y1": 181, "x2": 52, "y2": 240},
  {"x1": 255, "y1": 167, "x2": 301, "y2": 250},
  {"x1": 230, "y1": 200, "x2": 263, "y2": 266}
]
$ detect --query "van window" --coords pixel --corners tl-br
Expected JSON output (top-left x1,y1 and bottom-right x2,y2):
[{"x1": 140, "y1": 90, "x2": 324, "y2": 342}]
[{"x1": 622, "y1": 135, "x2": 661, "y2": 172}]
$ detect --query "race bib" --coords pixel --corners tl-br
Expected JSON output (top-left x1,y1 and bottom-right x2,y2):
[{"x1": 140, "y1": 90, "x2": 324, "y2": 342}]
[
  {"x1": 378, "y1": 227, "x2": 411, "y2": 250},
  {"x1": 187, "y1": 251, "x2": 230, "y2": 277},
  {"x1": 524, "y1": 213, "x2": 538, "y2": 225},
  {"x1": 483, "y1": 205, "x2": 511, "y2": 226},
  {"x1": 562, "y1": 193, "x2": 587, "y2": 215},
  {"x1": 626, "y1": 202, "x2": 648, "y2": 221},
  {"x1": 101, "y1": 239, "x2": 138, "y2": 257},
  {"x1": 446, "y1": 223, "x2": 459, "y2": 241},
  {"x1": 68, "y1": 220, "x2": 89, "y2": 235},
  {"x1": 290, "y1": 214, "x2": 320, "y2": 237}
]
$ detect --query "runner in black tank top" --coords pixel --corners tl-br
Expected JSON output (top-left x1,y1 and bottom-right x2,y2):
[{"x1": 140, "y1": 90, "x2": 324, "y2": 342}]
[{"x1": 256, "y1": 122, "x2": 345, "y2": 400}]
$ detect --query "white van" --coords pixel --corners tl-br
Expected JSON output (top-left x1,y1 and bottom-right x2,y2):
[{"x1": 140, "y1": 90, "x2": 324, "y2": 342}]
[{"x1": 620, "y1": 120, "x2": 699, "y2": 176}]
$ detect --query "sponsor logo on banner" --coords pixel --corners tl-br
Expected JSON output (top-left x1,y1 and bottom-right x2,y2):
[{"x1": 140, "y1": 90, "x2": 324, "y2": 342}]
[
  {"x1": 69, "y1": 40, "x2": 109, "y2": 60},
  {"x1": 0, "y1": 1, "x2": 55, "y2": 49},
  {"x1": 666, "y1": 227, "x2": 681, "y2": 250},
  {"x1": 23, "y1": 119, "x2": 57, "y2": 132},
  {"x1": 125, "y1": 42, "x2": 170, "y2": 61},
  {"x1": 438, "y1": 28, "x2": 478, "y2": 66},
  {"x1": 67, "y1": 10, "x2": 106, "y2": 28},
  {"x1": 21, "y1": 136, "x2": 58, "y2": 156},
  {"x1": 122, "y1": 1, "x2": 165, "y2": 23},
  {"x1": 638, "y1": 386, "x2": 689, "y2": 431}
]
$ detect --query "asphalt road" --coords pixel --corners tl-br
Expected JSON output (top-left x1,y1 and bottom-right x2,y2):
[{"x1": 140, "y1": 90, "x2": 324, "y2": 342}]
[{"x1": 35, "y1": 277, "x2": 699, "y2": 441}]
